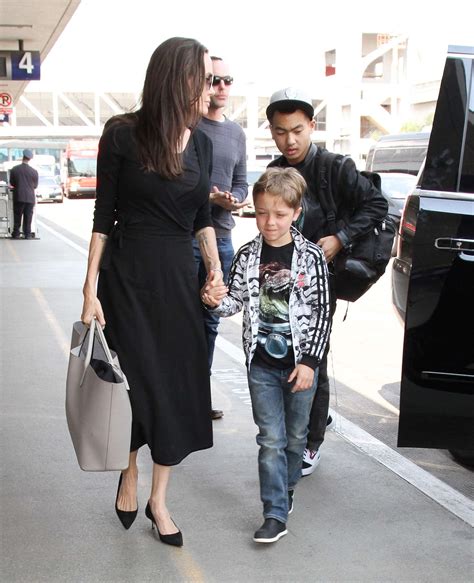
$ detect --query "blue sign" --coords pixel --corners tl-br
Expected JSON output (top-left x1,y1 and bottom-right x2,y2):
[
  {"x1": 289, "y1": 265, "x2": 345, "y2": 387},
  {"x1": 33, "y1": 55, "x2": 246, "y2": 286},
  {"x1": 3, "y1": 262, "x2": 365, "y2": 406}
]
[{"x1": 11, "y1": 51, "x2": 41, "y2": 81}]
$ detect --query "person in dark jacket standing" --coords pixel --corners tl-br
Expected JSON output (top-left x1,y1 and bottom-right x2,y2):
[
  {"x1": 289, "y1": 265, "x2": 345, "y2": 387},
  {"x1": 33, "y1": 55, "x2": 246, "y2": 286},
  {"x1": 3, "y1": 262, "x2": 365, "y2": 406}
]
[
  {"x1": 266, "y1": 87, "x2": 388, "y2": 476},
  {"x1": 9, "y1": 149, "x2": 39, "y2": 239}
]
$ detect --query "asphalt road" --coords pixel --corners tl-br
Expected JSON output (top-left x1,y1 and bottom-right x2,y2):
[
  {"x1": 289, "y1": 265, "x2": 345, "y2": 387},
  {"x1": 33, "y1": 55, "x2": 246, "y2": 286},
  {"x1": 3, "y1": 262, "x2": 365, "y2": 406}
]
[
  {"x1": 2, "y1": 198, "x2": 472, "y2": 583},
  {"x1": 36, "y1": 198, "x2": 473, "y2": 497}
]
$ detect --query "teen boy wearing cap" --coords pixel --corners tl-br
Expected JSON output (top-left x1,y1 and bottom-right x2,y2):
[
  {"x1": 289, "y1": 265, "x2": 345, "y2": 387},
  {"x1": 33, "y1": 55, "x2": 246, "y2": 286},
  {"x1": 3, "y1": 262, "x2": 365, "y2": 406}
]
[
  {"x1": 266, "y1": 88, "x2": 388, "y2": 475},
  {"x1": 9, "y1": 149, "x2": 39, "y2": 239},
  {"x1": 194, "y1": 57, "x2": 248, "y2": 420}
]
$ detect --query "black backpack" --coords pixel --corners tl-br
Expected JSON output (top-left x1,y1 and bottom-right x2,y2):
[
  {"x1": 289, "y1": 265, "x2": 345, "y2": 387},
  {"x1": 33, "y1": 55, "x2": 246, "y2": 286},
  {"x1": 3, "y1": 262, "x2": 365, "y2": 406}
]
[{"x1": 298, "y1": 151, "x2": 396, "y2": 302}]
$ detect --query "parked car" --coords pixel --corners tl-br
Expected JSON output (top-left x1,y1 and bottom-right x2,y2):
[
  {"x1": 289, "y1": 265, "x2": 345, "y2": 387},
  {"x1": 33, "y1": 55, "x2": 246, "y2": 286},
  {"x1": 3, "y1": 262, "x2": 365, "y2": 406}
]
[
  {"x1": 379, "y1": 172, "x2": 418, "y2": 254},
  {"x1": 379, "y1": 172, "x2": 418, "y2": 219},
  {"x1": 366, "y1": 131, "x2": 430, "y2": 176},
  {"x1": 36, "y1": 175, "x2": 63, "y2": 203},
  {"x1": 392, "y1": 45, "x2": 474, "y2": 465}
]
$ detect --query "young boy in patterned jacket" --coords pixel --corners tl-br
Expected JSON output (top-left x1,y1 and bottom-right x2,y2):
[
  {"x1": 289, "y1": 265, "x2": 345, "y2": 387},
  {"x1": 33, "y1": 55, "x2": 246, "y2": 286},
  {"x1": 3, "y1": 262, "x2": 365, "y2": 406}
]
[{"x1": 202, "y1": 167, "x2": 331, "y2": 544}]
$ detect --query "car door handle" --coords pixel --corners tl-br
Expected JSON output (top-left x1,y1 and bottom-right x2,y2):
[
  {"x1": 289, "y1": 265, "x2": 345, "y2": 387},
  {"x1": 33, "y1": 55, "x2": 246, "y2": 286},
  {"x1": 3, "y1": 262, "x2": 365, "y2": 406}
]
[{"x1": 435, "y1": 237, "x2": 474, "y2": 261}]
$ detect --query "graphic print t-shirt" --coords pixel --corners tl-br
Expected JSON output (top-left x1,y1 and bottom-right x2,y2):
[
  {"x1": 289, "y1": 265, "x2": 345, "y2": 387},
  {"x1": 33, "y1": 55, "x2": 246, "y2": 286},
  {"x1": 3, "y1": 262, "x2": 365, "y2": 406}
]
[{"x1": 253, "y1": 240, "x2": 295, "y2": 370}]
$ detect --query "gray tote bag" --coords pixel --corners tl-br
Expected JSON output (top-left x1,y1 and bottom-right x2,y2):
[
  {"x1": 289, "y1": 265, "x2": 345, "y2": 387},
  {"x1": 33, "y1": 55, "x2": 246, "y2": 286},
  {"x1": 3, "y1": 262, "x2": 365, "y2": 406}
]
[{"x1": 66, "y1": 318, "x2": 132, "y2": 471}]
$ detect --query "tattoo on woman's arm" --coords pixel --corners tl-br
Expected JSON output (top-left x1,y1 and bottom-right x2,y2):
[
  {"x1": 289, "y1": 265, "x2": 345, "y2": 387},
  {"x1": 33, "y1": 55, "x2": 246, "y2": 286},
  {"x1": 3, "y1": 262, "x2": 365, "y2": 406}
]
[
  {"x1": 196, "y1": 231, "x2": 207, "y2": 245},
  {"x1": 197, "y1": 228, "x2": 220, "y2": 271},
  {"x1": 197, "y1": 232, "x2": 209, "y2": 259}
]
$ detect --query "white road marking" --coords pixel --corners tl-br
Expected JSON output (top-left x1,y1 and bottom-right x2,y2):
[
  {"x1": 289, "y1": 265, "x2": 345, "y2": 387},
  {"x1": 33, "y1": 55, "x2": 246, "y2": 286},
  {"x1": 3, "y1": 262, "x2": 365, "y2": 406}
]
[
  {"x1": 41, "y1": 216, "x2": 474, "y2": 528},
  {"x1": 37, "y1": 220, "x2": 88, "y2": 256},
  {"x1": 31, "y1": 287, "x2": 70, "y2": 358},
  {"x1": 215, "y1": 337, "x2": 474, "y2": 527}
]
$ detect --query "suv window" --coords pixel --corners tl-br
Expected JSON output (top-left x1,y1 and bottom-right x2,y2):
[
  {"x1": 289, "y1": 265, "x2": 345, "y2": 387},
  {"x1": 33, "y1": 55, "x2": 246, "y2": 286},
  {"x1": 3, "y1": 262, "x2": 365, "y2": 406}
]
[
  {"x1": 372, "y1": 146, "x2": 427, "y2": 174},
  {"x1": 422, "y1": 57, "x2": 473, "y2": 193},
  {"x1": 460, "y1": 62, "x2": 474, "y2": 193},
  {"x1": 366, "y1": 133, "x2": 429, "y2": 175}
]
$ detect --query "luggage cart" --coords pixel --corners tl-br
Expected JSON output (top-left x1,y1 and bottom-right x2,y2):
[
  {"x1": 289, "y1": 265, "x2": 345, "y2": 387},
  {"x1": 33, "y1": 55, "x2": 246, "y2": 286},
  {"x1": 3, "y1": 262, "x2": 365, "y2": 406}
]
[
  {"x1": 0, "y1": 182, "x2": 13, "y2": 238},
  {"x1": 0, "y1": 179, "x2": 39, "y2": 239}
]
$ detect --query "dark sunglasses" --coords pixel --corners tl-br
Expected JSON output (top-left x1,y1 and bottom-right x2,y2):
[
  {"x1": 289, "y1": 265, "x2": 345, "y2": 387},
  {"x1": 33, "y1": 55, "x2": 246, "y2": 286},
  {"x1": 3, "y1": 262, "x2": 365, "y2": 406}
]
[
  {"x1": 212, "y1": 75, "x2": 234, "y2": 87},
  {"x1": 205, "y1": 74, "x2": 214, "y2": 90}
]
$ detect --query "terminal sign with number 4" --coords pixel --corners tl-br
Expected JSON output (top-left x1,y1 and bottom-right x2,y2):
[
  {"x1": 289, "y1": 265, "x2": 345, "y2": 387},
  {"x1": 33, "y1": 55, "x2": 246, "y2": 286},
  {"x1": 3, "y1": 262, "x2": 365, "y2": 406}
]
[{"x1": 0, "y1": 51, "x2": 41, "y2": 81}]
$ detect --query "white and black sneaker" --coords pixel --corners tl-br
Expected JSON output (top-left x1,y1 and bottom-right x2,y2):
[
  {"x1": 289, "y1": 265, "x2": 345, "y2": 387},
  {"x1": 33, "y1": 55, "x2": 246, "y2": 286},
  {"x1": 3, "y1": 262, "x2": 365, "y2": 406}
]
[
  {"x1": 253, "y1": 518, "x2": 287, "y2": 543},
  {"x1": 301, "y1": 448, "x2": 321, "y2": 476},
  {"x1": 288, "y1": 490, "x2": 295, "y2": 515}
]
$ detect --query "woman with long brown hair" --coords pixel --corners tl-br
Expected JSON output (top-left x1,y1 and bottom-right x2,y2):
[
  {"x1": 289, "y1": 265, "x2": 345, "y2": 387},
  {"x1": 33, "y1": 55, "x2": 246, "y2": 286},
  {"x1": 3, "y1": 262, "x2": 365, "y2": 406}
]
[{"x1": 81, "y1": 37, "x2": 222, "y2": 547}]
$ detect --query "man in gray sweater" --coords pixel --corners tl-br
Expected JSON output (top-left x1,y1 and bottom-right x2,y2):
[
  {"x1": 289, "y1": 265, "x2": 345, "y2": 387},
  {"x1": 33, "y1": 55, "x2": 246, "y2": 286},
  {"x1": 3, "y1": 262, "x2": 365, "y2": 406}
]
[{"x1": 194, "y1": 56, "x2": 248, "y2": 419}]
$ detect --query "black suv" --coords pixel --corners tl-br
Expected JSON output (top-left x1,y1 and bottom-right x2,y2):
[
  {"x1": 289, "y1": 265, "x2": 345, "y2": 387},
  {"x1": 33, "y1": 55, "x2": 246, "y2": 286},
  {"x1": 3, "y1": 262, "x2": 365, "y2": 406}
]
[{"x1": 392, "y1": 45, "x2": 474, "y2": 464}]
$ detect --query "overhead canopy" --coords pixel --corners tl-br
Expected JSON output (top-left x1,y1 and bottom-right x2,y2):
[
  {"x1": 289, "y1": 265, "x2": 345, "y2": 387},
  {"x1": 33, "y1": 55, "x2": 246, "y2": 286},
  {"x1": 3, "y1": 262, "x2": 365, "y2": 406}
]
[{"x1": 0, "y1": 0, "x2": 80, "y2": 104}]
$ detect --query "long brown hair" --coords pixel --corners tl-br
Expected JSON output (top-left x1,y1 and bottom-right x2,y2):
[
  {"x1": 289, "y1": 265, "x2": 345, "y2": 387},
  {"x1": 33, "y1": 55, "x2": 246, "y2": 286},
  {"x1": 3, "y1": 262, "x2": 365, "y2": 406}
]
[{"x1": 135, "y1": 37, "x2": 208, "y2": 178}]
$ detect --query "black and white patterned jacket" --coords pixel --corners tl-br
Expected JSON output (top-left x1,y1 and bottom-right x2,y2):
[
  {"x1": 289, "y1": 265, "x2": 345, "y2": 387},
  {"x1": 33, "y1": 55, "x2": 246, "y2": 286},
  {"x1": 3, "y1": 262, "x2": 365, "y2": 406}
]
[{"x1": 212, "y1": 227, "x2": 331, "y2": 370}]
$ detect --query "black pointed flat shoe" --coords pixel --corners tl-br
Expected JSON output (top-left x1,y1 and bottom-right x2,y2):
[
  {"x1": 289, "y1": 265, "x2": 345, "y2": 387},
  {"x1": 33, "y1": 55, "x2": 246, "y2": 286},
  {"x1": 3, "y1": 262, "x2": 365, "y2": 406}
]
[
  {"x1": 115, "y1": 473, "x2": 138, "y2": 530},
  {"x1": 145, "y1": 502, "x2": 183, "y2": 547}
]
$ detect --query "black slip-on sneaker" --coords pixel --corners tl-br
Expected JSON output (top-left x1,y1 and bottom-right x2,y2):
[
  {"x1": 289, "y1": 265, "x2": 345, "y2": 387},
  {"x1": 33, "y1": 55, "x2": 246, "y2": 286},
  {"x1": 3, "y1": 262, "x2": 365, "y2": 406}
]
[{"x1": 253, "y1": 518, "x2": 287, "y2": 543}]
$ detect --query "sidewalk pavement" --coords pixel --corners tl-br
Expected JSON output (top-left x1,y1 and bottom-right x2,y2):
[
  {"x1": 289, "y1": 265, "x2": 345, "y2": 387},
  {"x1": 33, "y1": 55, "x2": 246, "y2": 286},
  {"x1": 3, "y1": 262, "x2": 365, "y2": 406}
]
[{"x1": 1, "y1": 222, "x2": 472, "y2": 583}]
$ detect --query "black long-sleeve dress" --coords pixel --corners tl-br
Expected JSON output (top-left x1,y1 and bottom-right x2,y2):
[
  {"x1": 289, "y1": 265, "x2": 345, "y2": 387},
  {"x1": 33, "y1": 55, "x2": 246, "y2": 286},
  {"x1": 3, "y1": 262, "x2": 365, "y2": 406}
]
[{"x1": 93, "y1": 120, "x2": 213, "y2": 465}]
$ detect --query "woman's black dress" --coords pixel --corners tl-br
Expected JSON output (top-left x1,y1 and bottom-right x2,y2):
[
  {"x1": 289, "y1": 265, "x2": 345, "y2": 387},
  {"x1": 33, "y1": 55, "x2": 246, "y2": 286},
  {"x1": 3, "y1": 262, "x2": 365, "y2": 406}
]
[{"x1": 93, "y1": 121, "x2": 213, "y2": 465}]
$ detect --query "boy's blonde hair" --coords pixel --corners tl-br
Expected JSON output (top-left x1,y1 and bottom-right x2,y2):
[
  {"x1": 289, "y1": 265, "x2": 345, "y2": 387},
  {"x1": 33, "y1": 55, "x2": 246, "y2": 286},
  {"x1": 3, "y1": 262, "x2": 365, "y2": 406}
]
[{"x1": 252, "y1": 167, "x2": 306, "y2": 209}]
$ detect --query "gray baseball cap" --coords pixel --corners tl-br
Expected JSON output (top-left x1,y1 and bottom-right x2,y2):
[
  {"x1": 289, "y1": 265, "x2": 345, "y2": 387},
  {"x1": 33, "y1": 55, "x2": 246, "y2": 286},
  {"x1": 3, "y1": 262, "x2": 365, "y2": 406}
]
[
  {"x1": 266, "y1": 87, "x2": 314, "y2": 121},
  {"x1": 23, "y1": 149, "x2": 33, "y2": 159}
]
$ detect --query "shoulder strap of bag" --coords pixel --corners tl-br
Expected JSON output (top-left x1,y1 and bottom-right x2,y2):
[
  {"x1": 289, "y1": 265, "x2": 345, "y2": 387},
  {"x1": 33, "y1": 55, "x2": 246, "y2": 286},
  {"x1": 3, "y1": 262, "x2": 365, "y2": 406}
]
[
  {"x1": 318, "y1": 151, "x2": 351, "y2": 236},
  {"x1": 94, "y1": 321, "x2": 130, "y2": 391},
  {"x1": 77, "y1": 324, "x2": 89, "y2": 345},
  {"x1": 79, "y1": 319, "x2": 130, "y2": 390},
  {"x1": 81, "y1": 318, "x2": 114, "y2": 367},
  {"x1": 80, "y1": 318, "x2": 97, "y2": 385},
  {"x1": 94, "y1": 321, "x2": 115, "y2": 364}
]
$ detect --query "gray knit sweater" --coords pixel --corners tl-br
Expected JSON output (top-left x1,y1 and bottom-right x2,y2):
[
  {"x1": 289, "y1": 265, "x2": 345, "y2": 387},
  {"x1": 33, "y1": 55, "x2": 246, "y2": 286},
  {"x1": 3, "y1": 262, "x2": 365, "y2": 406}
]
[{"x1": 198, "y1": 116, "x2": 247, "y2": 238}]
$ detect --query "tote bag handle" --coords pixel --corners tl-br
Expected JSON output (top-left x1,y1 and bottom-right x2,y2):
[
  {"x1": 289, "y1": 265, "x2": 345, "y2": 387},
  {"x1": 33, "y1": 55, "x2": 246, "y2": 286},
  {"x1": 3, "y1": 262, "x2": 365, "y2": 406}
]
[{"x1": 79, "y1": 319, "x2": 130, "y2": 391}]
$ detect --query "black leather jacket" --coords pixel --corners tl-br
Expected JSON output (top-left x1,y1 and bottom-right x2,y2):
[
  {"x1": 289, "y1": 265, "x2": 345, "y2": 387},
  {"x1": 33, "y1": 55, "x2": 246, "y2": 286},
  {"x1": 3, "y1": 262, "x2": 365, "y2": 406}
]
[{"x1": 269, "y1": 144, "x2": 388, "y2": 248}]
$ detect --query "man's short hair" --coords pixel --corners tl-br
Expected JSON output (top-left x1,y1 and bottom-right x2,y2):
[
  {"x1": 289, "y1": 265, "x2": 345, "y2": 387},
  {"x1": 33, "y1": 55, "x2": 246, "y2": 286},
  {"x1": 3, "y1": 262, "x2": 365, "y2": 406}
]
[
  {"x1": 253, "y1": 167, "x2": 307, "y2": 209},
  {"x1": 266, "y1": 87, "x2": 314, "y2": 122}
]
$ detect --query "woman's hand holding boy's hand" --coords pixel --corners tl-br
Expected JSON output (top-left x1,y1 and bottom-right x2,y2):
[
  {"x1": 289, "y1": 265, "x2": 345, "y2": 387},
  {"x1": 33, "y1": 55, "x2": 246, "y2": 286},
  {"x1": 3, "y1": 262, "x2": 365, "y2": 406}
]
[
  {"x1": 201, "y1": 279, "x2": 228, "y2": 307},
  {"x1": 288, "y1": 364, "x2": 314, "y2": 392},
  {"x1": 207, "y1": 268, "x2": 224, "y2": 287}
]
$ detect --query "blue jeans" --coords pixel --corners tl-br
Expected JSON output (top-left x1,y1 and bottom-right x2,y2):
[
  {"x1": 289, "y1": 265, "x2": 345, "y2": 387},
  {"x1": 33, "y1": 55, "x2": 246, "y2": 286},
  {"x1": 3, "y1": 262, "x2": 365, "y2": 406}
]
[
  {"x1": 248, "y1": 363, "x2": 318, "y2": 523},
  {"x1": 193, "y1": 236, "x2": 234, "y2": 372}
]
